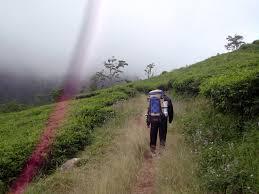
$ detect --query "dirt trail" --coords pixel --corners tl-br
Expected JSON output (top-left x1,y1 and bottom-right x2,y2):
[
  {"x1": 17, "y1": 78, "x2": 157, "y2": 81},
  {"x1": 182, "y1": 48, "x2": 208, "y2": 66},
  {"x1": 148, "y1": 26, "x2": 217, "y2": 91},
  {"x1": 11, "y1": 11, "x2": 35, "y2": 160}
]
[
  {"x1": 132, "y1": 150, "x2": 156, "y2": 194},
  {"x1": 132, "y1": 116, "x2": 157, "y2": 194},
  {"x1": 9, "y1": 100, "x2": 70, "y2": 194}
]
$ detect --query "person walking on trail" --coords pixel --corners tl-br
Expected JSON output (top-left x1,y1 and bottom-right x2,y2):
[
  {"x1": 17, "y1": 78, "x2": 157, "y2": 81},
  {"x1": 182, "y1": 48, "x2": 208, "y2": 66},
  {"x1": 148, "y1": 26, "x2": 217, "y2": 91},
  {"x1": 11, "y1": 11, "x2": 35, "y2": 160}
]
[
  {"x1": 160, "y1": 93, "x2": 173, "y2": 146},
  {"x1": 146, "y1": 89, "x2": 174, "y2": 153}
]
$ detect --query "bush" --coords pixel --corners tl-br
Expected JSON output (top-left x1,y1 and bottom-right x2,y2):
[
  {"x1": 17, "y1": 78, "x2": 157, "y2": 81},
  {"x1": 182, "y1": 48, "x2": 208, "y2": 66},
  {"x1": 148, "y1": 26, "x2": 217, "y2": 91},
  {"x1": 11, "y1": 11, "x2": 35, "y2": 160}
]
[
  {"x1": 75, "y1": 91, "x2": 100, "y2": 99},
  {"x1": 200, "y1": 71, "x2": 259, "y2": 116},
  {"x1": 0, "y1": 84, "x2": 137, "y2": 192},
  {"x1": 50, "y1": 88, "x2": 63, "y2": 102},
  {"x1": 48, "y1": 106, "x2": 114, "y2": 168},
  {"x1": 181, "y1": 98, "x2": 258, "y2": 193},
  {"x1": 0, "y1": 101, "x2": 29, "y2": 113},
  {"x1": 199, "y1": 138, "x2": 258, "y2": 193},
  {"x1": 0, "y1": 104, "x2": 53, "y2": 192}
]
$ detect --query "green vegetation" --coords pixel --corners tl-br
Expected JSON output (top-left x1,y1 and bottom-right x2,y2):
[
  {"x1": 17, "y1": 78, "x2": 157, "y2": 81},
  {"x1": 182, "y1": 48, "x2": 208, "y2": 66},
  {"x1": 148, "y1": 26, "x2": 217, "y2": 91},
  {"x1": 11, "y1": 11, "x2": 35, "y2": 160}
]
[
  {"x1": 0, "y1": 104, "x2": 53, "y2": 192},
  {"x1": 50, "y1": 88, "x2": 63, "y2": 102},
  {"x1": 156, "y1": 95, "x2": 258, "y2": 193},
  {"x1": 155, "y1": 94, "x2": 202, "y2": 194},
  {"x1": 0, "y1": 101, "x2": 30, "y2": 113},
  {"x1": 133, "y1": 41, "x2": 259, "y2": 193},
  {"x1": 181, "y1": 98, "x2": 258, "y2": 193},
  {"x1": 134, "y1": 41, "x2": 259, "y2": 115},
  {"x1": 26, "y1": 96, "x2": 148, "y2": 194},
  {"x1": 0, "y1": 84, "x2": 136, "y2": 193},
  {"x1": 1, "y1": 40, "x2": 258, "y2": 193}
]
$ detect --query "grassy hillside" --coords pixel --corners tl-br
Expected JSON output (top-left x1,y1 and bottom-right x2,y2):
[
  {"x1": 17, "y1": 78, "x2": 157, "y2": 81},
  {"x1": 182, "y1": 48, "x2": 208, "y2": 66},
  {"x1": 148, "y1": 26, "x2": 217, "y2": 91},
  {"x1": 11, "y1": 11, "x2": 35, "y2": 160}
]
[
  {"x1": 134, "y1": 40, "x2": 259, "y2": 115},
  {"x1": 1, "y1": 40, "x2": 258, "y2": 193},
  {"x1": 134, "y1": 41, "x2": 259, "y2": 192},
  {"x1": 0, "y1": 104, "x2": 53, "y2": 191},
  {"x1": 26, "y1": 96, "x2": 148, "y2": 194},
  {"x1": 0, "y1": 85, "x2": 136, "y2": 193}
]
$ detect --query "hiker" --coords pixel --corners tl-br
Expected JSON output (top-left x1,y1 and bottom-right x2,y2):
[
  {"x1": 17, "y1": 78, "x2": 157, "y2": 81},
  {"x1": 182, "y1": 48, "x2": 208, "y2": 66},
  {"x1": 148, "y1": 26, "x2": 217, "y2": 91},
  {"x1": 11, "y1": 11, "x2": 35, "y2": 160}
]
[
  {"x1": 146, "y1": 89, "x2": 173, "y2": 153},
  {"x1": 160, "y1": 93, "x2": 173, "y2": 146}
]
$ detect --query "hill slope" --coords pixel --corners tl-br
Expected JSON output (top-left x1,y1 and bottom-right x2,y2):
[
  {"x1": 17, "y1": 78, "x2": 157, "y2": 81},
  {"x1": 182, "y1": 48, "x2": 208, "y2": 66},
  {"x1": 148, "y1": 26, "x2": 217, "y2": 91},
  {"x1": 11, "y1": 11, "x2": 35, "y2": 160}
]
[
  {"x1": 134, "y1": 40, "x2": 259, "y2": 115},
  {"x1": 1, "y1": 40, "x2": 258, "y2": 193}
]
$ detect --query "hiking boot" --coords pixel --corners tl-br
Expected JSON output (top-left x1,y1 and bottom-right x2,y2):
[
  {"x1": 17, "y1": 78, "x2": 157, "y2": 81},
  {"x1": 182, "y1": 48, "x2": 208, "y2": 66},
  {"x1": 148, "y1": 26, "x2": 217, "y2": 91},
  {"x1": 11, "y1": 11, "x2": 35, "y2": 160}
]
[
  {"x1": 150, "y1": 145, "x2": 156, "y2": 154},
  {"x1": 160, "y1": 140, "x2": 166, "y2": 147}
]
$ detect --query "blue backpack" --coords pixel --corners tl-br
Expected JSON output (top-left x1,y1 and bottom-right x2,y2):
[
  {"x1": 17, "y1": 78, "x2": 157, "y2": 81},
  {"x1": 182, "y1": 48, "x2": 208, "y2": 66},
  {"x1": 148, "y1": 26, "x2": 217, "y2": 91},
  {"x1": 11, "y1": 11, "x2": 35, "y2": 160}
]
[{"x1": 148, "y1": 90, "x2": 164, "y2": 122}]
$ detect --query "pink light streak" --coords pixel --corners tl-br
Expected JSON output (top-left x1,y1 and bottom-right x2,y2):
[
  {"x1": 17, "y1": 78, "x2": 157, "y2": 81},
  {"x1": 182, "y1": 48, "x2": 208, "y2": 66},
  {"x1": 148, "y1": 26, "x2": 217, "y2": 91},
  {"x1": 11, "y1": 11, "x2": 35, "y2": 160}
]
[{"x1": 8, "y1": 0, "x2": 103, "y2": 193}]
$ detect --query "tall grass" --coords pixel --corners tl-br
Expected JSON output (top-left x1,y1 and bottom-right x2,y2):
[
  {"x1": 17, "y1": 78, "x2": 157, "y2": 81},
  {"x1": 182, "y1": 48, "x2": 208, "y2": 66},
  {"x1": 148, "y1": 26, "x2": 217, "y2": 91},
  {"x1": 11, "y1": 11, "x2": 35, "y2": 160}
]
[
  {"x1": 26, "y1": 96, "x2": 149, "y2": 194},
  {"x1": 155, "y1": 93, "x2": 258, "y2": 193},
  {"x1": 155, "y1": 96, "x2": 203, "y2": 194},
  {"x1": 0, "y1": 84, "x2": 136, "y2": 193}
]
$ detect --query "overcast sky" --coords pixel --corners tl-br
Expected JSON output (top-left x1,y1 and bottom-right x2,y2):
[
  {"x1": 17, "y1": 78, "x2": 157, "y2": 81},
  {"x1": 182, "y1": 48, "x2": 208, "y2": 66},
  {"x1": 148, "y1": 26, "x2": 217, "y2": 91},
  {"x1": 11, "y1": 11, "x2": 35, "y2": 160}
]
[{"x1": 0, "y1": 0, "x2": 258, "y2": 78}]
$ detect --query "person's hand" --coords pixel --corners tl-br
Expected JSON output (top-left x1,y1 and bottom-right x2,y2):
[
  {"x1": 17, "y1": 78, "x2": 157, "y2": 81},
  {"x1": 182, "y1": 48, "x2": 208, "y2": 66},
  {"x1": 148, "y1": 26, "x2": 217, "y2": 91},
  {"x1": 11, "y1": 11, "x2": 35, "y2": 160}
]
[
  {"x1": 146, "y1": 120, "x2": 150, "y2": 128},
  {"x1": 146, "y1": 114, "x2": 150, "y2": 127}
]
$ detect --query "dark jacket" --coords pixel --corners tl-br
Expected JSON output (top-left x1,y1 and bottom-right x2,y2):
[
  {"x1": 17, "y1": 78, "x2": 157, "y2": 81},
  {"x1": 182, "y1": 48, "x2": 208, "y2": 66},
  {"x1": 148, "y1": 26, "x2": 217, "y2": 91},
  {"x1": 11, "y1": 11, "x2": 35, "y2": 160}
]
[
  {"x1": 146, "y1": 94, "x2": 174, "y2": 126},
  {"x1": 163, "y1": 95, "x2": 174, "y2": 123}
]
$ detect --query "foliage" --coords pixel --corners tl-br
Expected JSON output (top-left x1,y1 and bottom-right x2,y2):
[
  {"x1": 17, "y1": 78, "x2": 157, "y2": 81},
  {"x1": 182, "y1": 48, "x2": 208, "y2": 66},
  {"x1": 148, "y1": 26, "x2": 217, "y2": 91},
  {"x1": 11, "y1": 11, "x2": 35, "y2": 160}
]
[
  {"x1": 0, "y1": 101, "x2": 30, "y2": 113},
  {"x1": 200, "y1": 70, "x2": 259, "y2": 116},
  {"x1": 0, "y1": 104, "x2": 53, "y2": 192},
  {"x1": 225, "y1": 35, "x2": 245, "y2": 51},
  {"x1": 0, "y1": 84, "x2": 136, "y2": 193},
  {"x1": 1, "y1": 40, "x2": 259, "y2": 193},
  {"x1": 252, "y1": 40, "x2": 259, "y2": 45},
  {"x1": 50, "y1": 88, "x2": 64, "y2": 102},
  {"x1": 132, "y1": 41, "x2": 259, "y2": 115},
  {"x1": 0, "y1": 72, "x2": 60, "y2": 105},
  {"x1": 161, "y1": 71, "x2": 168, "y2": 75},
  {"x1": 130, "y1": 41, "x2": 259, "y2": 193},
  {"x1": 93, "y1": 56, "x2": 128, "y2": 88},
  {"x1": 144, "y1": 63, "x2": 155, "y2": 79},
  {"x1": 181, "y1": 98, "x2": 258, "y2": 193},
  {"x1": 25, "y1": 96, "x2": 148, "y2": 194}
]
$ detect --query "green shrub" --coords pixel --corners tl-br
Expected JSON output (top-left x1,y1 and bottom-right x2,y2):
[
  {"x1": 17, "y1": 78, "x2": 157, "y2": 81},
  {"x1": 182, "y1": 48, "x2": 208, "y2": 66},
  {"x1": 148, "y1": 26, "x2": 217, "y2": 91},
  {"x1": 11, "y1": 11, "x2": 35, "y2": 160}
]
[
  {"x1": 50, "y1": 88, "x2": 63, "y2": 102},
  {"x1": 0, "y1": 104, "x2": 53, "y2": 191},
  {"x1": 48, "y1": 106, "x2": 114, "y2": 168},
  {"x1": 0, "y1": 84, "x2": 137, "y2": 192},
  {"x1": 200, "y1": 71, "x2": 259, "y2": 115},
  {"x1": 75, "y1": 91, "x2": 100, "y2": 99},
  {"x1": 199, "y1": 129, "x2": 258, "y2": 193},
  {"x1": 181, "y1": 98, "x2": 258, "y2": 193},
  {"x1": 252, "y1": 40, "x2": 259, "y2": 45},
  {"x1": 0, "y1": 101, "x2": 30, "y2": 113},
  {"x1": 240, "y1": 43, "x2": 259, "y2": 52}
]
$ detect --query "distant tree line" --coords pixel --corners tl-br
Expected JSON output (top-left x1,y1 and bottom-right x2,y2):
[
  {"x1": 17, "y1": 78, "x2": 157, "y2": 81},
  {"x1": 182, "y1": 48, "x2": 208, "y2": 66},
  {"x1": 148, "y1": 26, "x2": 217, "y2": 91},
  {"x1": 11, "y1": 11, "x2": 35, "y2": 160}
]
[
  {"x1": 86, "y1": 56, "x2": 159, "y2": 91},
  {"x1": 0, "y1": 72, "x2": 61, "y2": 105}
]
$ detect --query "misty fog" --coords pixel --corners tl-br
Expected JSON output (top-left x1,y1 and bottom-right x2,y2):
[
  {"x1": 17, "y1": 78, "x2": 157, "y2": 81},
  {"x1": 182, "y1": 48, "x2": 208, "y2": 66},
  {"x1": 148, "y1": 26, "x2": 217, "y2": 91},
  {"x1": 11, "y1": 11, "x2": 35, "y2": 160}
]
[{"x1": 0, "y1": 0, "x2": 258, "y2": 79}]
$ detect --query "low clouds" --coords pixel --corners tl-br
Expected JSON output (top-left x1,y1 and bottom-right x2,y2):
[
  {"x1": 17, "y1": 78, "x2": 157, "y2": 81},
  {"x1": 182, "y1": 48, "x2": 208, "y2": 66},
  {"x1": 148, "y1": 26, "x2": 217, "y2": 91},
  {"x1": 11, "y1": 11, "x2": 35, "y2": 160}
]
[{"x1": 0, "y1": 0, "x2": 258, "y2": 78}]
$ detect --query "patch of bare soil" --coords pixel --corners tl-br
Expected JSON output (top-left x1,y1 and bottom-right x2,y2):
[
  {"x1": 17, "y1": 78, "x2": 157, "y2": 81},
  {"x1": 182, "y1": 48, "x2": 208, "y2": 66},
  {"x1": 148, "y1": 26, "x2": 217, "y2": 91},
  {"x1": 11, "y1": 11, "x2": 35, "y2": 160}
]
[{"x1": 132, "y1": 150, "x2": 155, "y2": 194}]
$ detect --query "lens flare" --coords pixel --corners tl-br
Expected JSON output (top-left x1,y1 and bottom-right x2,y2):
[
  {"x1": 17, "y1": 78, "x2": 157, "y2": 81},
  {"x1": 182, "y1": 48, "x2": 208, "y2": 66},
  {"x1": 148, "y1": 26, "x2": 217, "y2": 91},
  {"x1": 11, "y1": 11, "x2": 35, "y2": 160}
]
[{"x1": 9, "y1": 0, "x2": 102, "y2": 193}]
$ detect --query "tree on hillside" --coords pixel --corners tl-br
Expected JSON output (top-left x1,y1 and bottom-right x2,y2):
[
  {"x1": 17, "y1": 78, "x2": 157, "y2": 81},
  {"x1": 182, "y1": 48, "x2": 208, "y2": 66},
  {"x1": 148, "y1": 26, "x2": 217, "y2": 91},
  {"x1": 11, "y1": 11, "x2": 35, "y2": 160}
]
[
  {"x1": 50, "y1": 88, "x2": 63, "y2": 102},
  {"x1": 103, "y1": 57, "x2": 128, "y2": 81},
  {"x1": 161, "y1": 71, "x2": 168, "y2": 75},
  {"x1": 144, "y1": 63, "x2": 155, "y2": 79},
  {"x1": 0, "y1": 101, "x2": 29, "y2": 113},
  {"x1": 92, "y1": 56, "x2": 128, "y2": 89},
  {"x1": 225, "y1": 35, "x2": 245, "y2": 51}
]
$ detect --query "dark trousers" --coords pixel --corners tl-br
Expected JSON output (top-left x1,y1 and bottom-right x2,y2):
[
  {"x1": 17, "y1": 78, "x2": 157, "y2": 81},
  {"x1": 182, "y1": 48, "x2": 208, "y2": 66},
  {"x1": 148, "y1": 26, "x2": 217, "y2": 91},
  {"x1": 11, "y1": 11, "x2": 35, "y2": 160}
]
[
  {"x1": 160, "y1": 118, "x2": 168, "y2": 145},
  {"x1": 150, "y1": 119, "x2": 167, "y2": 147}
]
